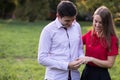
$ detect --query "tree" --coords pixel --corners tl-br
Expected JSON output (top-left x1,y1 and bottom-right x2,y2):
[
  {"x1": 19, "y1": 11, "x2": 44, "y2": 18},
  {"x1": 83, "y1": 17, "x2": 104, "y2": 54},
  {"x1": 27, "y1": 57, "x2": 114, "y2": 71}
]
[
  {"x1": 15, "y1": 0, "x2": 50, "y2": 22},
  {"x1": 75, "y1": 0, "x2": 120, "y2": 21},
  {"x1": 0, "y1": 0, "x2": 16, "y2": 19}
]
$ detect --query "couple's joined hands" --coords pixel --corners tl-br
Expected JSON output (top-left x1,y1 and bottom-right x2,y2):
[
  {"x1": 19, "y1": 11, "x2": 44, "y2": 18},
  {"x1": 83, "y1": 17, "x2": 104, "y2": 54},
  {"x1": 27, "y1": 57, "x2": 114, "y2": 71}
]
[{"x1": 68, "y1": 56, "x2": 93, "y2": 70}]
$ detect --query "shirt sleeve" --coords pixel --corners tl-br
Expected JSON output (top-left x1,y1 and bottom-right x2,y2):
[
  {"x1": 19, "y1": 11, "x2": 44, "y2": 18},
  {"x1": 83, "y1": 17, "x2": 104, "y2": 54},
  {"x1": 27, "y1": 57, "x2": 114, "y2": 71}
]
[
  {"x1": 38, "y1": 28, "x2": 69, "y2": 70},
  {"x1": 78, "y1": 38, "x2": 84, "y2": 57},
  {"x1": 78, "y1": 25, "x2": 84, "y2": 57},
  {"x1": 108, "y1": 36, "x2": 119, "y2": 56}
]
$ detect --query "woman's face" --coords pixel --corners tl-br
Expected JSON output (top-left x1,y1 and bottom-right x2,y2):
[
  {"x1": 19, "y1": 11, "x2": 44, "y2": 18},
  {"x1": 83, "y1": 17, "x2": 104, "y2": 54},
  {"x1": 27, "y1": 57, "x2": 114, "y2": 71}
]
[{"x1": 93, "y1": 15, "x2": 103, "y2": 35}]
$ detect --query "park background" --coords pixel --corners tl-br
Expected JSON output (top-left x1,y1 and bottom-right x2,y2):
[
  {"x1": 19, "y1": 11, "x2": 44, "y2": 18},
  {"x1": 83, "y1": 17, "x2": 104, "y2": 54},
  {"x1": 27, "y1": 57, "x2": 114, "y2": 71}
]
[{"x1": 0, "y1": 0, "x2": 120, "y2": 80}]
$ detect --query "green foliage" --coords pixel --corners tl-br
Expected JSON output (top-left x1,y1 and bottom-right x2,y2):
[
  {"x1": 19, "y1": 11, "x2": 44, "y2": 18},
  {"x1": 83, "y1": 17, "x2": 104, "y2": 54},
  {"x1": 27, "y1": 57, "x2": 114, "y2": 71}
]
[
  {"x1": 114, "y1": 13, "x2": 120, "y2": 27},
  {"x1": 0, "y1": 20, "x2": 119, "y2": 80},
  {"x1": 0, "y1": 0, "x2": 120, "y2": 21},
  {"x1": 76, "y1": 0, "x2": 120, "y2": 20},
  {"x1": 15, "y1": 0, "x2": 50, "y2": 22},
  {"x1": 0, "y1": 0, "x2": 16, "y2": 19}
]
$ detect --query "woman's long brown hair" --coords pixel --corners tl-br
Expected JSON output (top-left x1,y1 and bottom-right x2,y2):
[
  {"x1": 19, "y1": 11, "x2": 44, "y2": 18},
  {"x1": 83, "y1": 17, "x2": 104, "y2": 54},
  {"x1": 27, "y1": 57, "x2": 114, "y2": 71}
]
[{"x1": 92, "y1": 6, "x2": 119, "y2": 52}]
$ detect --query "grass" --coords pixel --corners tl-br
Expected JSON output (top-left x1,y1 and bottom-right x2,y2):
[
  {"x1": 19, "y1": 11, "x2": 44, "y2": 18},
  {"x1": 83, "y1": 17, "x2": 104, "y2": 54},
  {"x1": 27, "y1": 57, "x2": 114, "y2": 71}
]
[
  {"x1": 0, "y1": 19, "x2": 119, "y2": 80},
  {"x1": 0, "y1": 20, "x2": 47, "y2": 80}
]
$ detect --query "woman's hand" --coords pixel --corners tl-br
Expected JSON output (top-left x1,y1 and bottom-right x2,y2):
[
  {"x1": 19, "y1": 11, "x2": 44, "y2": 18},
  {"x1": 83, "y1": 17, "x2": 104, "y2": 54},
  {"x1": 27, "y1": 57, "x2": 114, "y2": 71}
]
[{"x1": 78, "y1": 57, "x2": 93, "y2": 64}]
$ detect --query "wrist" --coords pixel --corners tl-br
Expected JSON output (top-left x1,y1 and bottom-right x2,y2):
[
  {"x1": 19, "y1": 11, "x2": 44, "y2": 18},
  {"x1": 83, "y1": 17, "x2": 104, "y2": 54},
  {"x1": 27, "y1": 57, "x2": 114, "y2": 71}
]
[{"x1": 90, "y1": 57, "x2": 94, "y2": 62}]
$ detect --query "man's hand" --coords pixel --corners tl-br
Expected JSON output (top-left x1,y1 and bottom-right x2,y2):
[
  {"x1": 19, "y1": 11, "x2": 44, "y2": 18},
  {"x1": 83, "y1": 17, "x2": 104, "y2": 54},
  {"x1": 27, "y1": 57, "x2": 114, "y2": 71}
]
[{"x1": 68, "y1": 58, "x2": 84, "y2": 70}]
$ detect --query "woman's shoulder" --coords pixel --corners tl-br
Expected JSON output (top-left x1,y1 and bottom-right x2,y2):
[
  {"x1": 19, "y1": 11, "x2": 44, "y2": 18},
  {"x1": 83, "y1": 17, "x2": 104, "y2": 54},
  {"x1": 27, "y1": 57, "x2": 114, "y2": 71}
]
[
  {"x1": 83, "y1": 30, "x2": 92, "y2": 36},
  {"x1": 82, "y1": 30, "x2": 92, "y2": 40}
]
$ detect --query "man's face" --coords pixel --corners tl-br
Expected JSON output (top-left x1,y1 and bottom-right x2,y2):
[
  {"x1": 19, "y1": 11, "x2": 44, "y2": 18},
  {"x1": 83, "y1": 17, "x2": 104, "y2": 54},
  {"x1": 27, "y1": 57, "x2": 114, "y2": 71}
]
[{"x1": 58, "y1": 16, "x2": 76, "y2": 28}]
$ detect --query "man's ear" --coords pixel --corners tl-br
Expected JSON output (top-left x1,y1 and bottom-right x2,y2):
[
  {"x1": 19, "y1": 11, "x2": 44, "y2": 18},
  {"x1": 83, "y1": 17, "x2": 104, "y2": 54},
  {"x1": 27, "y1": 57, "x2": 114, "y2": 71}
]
[
  {"x1": 56, "y1": 13, "x2": 61, "y2": 18},
  {"x1": 56, "y1": 13, "x2": 58, "y2": 17}
]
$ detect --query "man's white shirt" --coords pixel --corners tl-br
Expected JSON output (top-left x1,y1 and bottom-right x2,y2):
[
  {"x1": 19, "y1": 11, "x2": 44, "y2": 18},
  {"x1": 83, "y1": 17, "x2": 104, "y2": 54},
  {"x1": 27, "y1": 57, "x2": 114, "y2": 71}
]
[{"x1": 38, "y1": 18, "x2": 84, "y2": 80}]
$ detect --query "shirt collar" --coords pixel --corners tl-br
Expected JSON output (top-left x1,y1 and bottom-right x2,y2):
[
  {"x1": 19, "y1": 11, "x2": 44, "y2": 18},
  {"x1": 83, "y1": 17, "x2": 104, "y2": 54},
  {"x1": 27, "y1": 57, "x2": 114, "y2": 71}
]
[
  {"x1": 55, "y1": 17, "x2": 63, "y2": 28},
  {"x1": 55, "y1": 17, "x2": 76, "y2": 29}
]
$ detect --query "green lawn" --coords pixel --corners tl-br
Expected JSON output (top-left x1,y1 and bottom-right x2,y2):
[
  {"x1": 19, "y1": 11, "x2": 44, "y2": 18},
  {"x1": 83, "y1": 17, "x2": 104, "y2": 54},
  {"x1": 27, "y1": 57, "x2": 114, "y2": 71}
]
[{"x1": 0, "y1": 20, "x2": 120, "y2": 80}]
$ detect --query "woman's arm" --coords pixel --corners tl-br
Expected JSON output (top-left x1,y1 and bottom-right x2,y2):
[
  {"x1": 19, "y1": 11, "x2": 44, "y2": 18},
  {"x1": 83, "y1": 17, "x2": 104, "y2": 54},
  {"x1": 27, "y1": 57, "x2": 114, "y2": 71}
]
[{"x1": 84, "y1": 56, "x2": 117, "y2": 68}]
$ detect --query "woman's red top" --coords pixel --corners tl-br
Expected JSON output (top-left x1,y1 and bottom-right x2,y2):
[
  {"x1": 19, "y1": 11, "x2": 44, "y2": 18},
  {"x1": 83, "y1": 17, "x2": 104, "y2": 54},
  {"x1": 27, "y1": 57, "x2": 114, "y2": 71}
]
[{"x1": 82, "y1": 30, "x2": 119, "y2": 66}]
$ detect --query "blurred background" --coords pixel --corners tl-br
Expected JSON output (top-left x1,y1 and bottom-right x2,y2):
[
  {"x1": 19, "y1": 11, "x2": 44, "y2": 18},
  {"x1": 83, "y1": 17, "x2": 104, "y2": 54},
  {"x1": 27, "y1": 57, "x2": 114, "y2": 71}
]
[
  {"x1": 0, "y1": 0, "x2": 120, "y2": 80},
  {"x1": 0, "y1": 0, "x2": 120, "y2": 25}
]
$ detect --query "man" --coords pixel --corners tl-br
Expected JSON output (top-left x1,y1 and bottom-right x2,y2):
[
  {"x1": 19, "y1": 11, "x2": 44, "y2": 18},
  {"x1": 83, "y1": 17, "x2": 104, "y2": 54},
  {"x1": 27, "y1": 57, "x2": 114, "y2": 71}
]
[{"x1": 38, "y1": 1, "x2": 84, "y2": 80}]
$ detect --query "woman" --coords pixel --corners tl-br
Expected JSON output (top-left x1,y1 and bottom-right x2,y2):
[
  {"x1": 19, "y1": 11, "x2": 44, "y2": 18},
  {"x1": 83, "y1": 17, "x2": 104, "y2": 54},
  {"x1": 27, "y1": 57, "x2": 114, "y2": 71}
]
[{"x1": 80, "y1": 6, "x2": 119, "y2": 80}]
